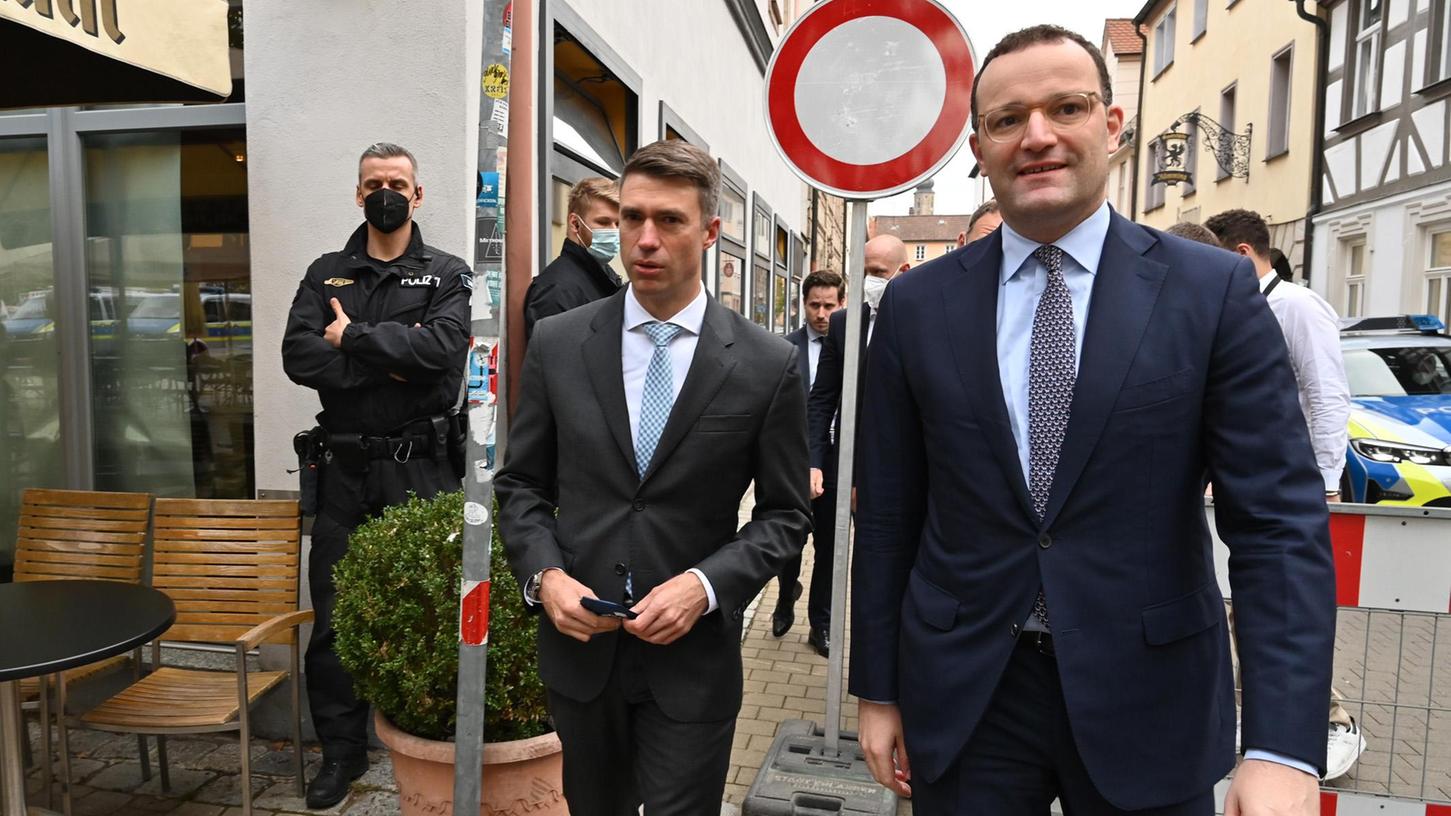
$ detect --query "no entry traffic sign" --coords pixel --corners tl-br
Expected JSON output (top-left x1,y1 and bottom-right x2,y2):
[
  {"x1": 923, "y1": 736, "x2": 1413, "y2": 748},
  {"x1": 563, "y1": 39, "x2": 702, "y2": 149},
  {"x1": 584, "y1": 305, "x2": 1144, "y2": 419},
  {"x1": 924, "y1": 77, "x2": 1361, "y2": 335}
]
[{"x1": 765, "y1": 0, "x2": 976, "y2": 200}]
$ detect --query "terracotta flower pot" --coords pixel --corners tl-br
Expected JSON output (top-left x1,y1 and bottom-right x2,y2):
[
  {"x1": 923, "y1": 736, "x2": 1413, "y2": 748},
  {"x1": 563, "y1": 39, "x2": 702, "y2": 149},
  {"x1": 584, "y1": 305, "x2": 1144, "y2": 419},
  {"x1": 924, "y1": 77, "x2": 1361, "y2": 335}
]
[{"x1": 374, "y1": 711, "x2": 568, "y2": 815}]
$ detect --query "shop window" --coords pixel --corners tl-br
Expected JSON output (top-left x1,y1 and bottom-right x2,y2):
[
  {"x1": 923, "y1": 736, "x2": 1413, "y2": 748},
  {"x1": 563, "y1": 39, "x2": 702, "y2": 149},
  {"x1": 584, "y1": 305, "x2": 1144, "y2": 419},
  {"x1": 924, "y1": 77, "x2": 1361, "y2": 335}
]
[
  {"x1": 0, "y1": 137, "x2": 63, "y2": 566},
  {"x1": 553, "y1": 26, "x2": 637, "y2": 175},
  {"x1": 1427, "y1": 231, "x2": 1451, "y2": 324},
  {"x1": 84, "y1": 128, "x2": 253, "y2": 500}
]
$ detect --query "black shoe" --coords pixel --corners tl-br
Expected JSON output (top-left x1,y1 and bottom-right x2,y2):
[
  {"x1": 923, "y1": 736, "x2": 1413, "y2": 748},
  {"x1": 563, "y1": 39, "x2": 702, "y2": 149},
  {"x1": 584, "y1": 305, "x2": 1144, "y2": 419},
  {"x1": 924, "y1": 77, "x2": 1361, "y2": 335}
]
[
  {"x1": 306, "y1": 754, "x2": 368, "y2": 809},
  {"x1": 772, "y1": 581, "x2": 803, "y2": 637},
  {"x1": 808, "y1": 626, "x2": 830, "y2": 658}
]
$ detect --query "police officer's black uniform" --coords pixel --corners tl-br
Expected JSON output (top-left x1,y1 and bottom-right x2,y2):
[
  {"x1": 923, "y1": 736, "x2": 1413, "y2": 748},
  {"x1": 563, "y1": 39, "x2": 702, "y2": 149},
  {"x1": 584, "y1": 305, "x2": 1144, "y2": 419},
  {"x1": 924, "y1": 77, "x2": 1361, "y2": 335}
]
[
  {"x1": 522, "y1": 238, "x2": 621, "y2": 340},
  {"x1": 281, "y1": 221, "x2": 469, "y2": 786}
]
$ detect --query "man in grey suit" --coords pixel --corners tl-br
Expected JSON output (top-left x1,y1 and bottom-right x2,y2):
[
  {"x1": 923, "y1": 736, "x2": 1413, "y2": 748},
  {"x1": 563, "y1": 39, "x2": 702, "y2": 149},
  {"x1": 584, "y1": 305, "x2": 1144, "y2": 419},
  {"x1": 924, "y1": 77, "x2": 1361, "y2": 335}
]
[{"x1": 496, "y1": 139, "x2": 812, "y2": 816}]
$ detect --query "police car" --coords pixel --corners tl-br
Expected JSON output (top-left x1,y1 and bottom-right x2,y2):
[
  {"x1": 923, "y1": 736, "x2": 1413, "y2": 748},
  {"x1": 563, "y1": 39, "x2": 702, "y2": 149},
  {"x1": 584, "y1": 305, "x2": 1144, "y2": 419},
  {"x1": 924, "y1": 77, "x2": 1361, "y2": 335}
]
[{"x1": 1340, "y1": 315, "x2": 1451, "y2": 506}]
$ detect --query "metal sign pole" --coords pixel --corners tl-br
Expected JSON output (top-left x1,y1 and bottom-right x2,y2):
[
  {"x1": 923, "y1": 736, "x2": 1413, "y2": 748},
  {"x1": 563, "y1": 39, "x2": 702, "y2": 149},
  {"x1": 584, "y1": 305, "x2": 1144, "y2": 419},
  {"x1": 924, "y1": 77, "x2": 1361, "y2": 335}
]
[
  {"x1": 454, "y1": 0, "x2": 513, "y2": 809},
  {"x1": 823, "y1": 199, "x2": 868, "y2": 757}
]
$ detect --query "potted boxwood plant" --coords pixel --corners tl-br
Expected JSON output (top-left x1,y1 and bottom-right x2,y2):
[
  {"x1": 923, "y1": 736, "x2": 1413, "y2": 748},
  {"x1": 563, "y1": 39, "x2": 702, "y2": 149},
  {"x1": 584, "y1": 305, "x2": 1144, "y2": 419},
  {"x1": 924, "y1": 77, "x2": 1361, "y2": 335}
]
[{"x1": 333, "y1": 490, "x2": 566, "y2": 815}]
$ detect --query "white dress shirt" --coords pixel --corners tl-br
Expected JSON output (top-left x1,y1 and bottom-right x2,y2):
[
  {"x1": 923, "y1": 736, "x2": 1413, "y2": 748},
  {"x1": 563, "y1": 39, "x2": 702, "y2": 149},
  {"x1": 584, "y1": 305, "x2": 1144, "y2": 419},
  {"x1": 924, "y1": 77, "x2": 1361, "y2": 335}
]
[
  {"x1": 621, "y1": 284, "x2": 719, "y2": 612},
  {"x1": 806, "y1": 325, "x2": 825, "y2": 388},
  {"x1": 1260, "y1": 271, "x2": 1351, "y2": 491}
]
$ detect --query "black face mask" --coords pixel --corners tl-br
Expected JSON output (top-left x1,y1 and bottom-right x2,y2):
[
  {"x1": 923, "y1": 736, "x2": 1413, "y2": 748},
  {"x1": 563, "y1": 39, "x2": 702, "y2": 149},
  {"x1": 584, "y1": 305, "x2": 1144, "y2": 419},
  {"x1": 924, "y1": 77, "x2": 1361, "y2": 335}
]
[{"x1": 364, "y1": 188, "x2": 412, "y2": 234}]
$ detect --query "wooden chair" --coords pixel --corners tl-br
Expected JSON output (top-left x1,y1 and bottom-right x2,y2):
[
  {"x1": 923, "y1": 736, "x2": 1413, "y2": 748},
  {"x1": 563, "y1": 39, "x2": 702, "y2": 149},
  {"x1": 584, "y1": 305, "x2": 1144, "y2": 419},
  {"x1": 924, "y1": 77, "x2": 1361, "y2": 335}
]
[
  {"x1": 13, "y1": 487, "x2": 152, "y2": 813},
  {"x1": 79, "y1": 499, "x2": 311, "y2": 816}
]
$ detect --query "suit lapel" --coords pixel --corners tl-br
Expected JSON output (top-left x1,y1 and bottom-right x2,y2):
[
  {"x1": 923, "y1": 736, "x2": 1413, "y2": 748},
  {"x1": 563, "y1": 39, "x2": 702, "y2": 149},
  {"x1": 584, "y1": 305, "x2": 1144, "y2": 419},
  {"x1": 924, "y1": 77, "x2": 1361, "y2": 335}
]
[
  {"x1": 1041, "y1": 214, "x2": 1167, "y2": 527},
  {"x1": 582, "y1": 292, "x2": 639, "y2": 474},
  {"x1": 639, "y1": 299, "x2": 737, "y2": 484},
  {"x1": 942, "y1": 235, "x2": 1035, "y2": 520},
  {"x1": 792, "y1": 330, "x2": 811, "y2": 391}
]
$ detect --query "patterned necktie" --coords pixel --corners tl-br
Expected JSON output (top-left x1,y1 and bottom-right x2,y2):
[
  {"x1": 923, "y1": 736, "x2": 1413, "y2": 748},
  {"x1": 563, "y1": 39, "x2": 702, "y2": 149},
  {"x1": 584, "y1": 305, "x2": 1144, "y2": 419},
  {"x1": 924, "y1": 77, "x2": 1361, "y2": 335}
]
[
  {"x1": 635, "y1": 321, "x2": 683, "y2": 478},
  {"x1": 1028, "y1": 244, "x2": 1076, "y2": 630}
]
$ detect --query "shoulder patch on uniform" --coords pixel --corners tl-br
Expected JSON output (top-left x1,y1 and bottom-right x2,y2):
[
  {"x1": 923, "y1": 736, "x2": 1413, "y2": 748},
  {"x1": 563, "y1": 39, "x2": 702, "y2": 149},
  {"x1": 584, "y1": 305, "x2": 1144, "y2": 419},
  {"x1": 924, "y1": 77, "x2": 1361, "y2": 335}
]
[
  {"x1": 323, "y1": 278, "x2": 355, "y2": 287},
  {"x1": 460, "y1": 273, "x2": 474, "y2": 290}
]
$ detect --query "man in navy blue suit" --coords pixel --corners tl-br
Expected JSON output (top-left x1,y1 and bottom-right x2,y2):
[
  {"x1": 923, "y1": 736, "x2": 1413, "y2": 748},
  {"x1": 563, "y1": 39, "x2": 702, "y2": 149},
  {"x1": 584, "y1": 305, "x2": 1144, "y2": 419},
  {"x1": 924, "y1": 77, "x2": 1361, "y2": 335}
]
[{"x1": 850, "y1": 25, "x2": 1336, "y2": 816}]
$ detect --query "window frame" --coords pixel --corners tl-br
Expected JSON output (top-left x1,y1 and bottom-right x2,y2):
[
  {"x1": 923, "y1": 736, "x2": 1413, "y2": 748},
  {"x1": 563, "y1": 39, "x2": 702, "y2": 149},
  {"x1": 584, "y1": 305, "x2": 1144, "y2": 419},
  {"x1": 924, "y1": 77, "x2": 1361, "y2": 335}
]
[
  {"x1": 1267, "y1": 45, "x2": 1294, "y2": 160},
  {"x1": 1153, "y1": 5, "x2": 1178, "y2": 77},
  {"x1": 1192, "y1": 0, "x2": 1208, "y2": 41},
  {"x1": 1218, "y1": 82, "x2": 1237, "y2": 181},
  {"x1": 1425, "y1": 228, "x2": 1451, "y2": 324},
  {"x1": 1348, "y1": 0, "x2": 1384, "y2": 121},
  {"x1": 1344, "y1": 238, "x2": 1368, "y2": 318}
]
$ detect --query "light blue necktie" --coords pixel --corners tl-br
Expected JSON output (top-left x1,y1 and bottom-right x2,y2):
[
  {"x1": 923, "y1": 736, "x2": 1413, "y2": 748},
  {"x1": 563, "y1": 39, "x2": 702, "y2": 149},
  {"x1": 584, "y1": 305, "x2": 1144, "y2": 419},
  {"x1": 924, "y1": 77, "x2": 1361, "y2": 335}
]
[{"x1": 635, "y1": 321, "x2": 682, "y2": 478}]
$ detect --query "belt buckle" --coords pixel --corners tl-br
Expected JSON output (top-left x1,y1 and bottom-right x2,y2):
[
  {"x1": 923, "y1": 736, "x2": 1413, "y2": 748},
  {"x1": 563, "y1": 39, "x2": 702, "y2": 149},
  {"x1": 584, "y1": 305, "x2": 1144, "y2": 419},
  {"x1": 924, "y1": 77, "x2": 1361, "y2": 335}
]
[{"x1": 1032, "y1": 631, "x2": 1055, "y2": 657}]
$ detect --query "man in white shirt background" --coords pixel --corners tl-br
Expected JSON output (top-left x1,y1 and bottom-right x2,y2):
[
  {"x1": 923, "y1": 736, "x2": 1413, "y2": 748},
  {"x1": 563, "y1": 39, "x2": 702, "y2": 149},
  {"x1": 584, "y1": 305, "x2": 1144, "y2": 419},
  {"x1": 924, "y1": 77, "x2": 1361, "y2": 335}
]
[
  {"x1": 775, "y1": 270, "x2": 844, "y2": 639},
  {"x1": 1205, "y1": 207, "x2": 1365, "y2": 781}
]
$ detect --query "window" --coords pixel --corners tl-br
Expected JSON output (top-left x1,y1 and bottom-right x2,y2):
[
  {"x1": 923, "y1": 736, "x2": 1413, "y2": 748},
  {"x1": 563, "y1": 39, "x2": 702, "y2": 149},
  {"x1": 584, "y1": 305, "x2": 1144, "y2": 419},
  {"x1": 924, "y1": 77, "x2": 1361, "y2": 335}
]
[
  {"x1": 1218, "y1": 84, "x2": 1237, "y2": 180},
  {"x1": 1183, "y1": 120, "x2": 1198, "y2": 196},
  {"x1": 914, "y1": 244, "x2": 926, "y2": 261},
  {"x1": 553, "y1": 25, "x2": 638, "y2": 176},
  {"x1": 1351, "y1": 0, "x2": 1382, "y2": 119},
  {"x1": 716, "y1": 162, "x2": 747, "y2": 315},
  {"x1": 1427, "y1": 231, "x2": 1451, "y2": 325},
  {"x1": 1268, "y1": 47, "x2": 1293, "y2": 157},
  {"x1": 1154, "y1": 6, "x2": 1177, "y2": 76},
  {"x1": 1344, "y1": 240, "x2": 1367, "y2": 317},
  {"x1": 1145, "y1": 139, "x2": 1166, "y2": 211},
  {"x1": 1193, "y1": 0, "x2": 1208, "y2": 40},
  {"x1": 1435, "y1": 0, "x2": 1451, "y2": 84}
]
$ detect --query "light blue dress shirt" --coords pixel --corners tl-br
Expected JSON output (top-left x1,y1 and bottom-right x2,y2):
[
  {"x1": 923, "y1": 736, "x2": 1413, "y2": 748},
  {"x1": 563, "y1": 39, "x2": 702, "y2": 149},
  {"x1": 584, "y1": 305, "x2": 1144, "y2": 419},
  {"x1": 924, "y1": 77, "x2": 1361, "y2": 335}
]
[{"x1": 993, "y1": 201, "x2": 1317, "y2": 778}]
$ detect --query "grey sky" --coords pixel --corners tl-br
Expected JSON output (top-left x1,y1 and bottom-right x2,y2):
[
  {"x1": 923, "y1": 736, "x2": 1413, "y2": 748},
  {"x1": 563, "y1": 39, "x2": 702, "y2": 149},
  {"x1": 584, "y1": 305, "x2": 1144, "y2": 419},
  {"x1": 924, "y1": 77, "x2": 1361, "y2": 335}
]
[{"x1": 870, "y1": 0, "x2": 1147, "y2": 217}]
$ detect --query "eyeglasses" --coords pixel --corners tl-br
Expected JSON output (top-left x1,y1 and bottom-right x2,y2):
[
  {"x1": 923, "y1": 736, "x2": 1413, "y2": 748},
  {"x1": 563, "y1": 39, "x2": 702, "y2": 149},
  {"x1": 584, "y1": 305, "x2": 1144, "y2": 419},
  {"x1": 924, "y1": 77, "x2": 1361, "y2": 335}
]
[{"x1": 976, "y1": 92, "x2": 1101, "y2": 143}]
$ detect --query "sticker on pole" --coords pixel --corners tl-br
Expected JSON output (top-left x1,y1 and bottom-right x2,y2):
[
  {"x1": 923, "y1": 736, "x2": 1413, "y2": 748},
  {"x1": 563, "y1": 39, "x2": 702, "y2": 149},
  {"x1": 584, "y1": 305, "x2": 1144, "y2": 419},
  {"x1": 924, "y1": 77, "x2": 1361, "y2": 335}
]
[
  {"x1": 464, "y1": 501, "x2": 488, "y2": 526},
  {"x1": 764, "y1": 0, "x2": 976, "y2": 199},
  {"x1": 460, "y1": 579, "x2": 490, "y2": 646}
]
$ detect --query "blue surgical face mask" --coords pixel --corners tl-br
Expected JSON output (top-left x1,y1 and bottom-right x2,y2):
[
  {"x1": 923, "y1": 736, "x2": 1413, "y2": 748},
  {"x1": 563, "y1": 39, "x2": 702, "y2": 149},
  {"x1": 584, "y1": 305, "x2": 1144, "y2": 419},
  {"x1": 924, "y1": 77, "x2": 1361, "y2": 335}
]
[{"x1": 575, "y1": 216, "x2": 620, "y2": 263}]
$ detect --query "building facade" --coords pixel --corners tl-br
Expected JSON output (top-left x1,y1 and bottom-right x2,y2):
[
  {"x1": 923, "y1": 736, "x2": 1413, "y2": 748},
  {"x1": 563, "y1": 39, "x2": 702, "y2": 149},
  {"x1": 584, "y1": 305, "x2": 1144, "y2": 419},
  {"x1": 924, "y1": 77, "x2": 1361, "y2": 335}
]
[
  {"x1": 1310, "y1": 0, "x2": 1451, "y2": 325},
  {"x1": 1103, "y1": 18, "x2": 1143, "y2": 217},
  {"x1": 1136, "y1": 0, "x2": 1322, "y2": 276},
  {"x1": 871, "y1": 183, "x2": 971, "y2": 265}
]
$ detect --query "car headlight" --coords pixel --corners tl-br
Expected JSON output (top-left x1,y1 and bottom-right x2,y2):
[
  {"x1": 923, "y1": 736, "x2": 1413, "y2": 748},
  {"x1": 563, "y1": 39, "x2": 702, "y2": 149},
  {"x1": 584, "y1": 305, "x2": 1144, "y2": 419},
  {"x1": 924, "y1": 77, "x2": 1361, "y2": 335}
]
[{"x1": 1351, "y1": 438, "x2": 1451, "y2": 466}]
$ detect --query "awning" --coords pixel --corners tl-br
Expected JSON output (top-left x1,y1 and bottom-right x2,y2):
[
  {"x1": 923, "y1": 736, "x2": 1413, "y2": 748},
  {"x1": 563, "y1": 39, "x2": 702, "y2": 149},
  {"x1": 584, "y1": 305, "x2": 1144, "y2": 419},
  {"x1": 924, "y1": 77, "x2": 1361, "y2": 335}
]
[{"x1": 0, "y1": 0, "x2": 232, "y2": 109}]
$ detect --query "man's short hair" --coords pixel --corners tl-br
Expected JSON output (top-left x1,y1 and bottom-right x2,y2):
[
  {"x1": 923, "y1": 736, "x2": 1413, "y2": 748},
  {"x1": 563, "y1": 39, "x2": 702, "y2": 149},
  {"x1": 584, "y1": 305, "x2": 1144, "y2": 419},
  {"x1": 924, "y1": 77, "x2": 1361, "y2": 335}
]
[
  {"x1": 1165, "y1": 221, "x2": 1220, "y2": 246},
  {"x1": 967, "y1": 199, "x2": 1000, "y2": 233},
  {"x1": 971, "y1": 25, "x2": 1114, "y2": 122},
  {"x1": 358, "y1": 142, "x2": 418, "y2": 182},
  {"x1": 621, "y1": 140, "x2": 720, "y2": 221},
  {"x1": 568, "y1": 177, "x2": 619, "y2": 218},
  {"x1": 803, "y1": 269, "x2": 845, "y2": 302},
  {"x1": 1203, "y1": 209, "x2": 1272, "y2": 258}
]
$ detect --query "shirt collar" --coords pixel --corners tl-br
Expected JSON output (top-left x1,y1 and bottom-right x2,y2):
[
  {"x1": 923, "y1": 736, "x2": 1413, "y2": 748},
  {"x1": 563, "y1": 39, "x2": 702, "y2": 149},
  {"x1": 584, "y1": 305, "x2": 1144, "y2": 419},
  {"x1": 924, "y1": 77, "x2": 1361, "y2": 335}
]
[
  {"x1": 623, "y1": 283, "x2": 708, "y2": 335},
  {"x1": 1000, "y1": 201, "x2": 1111, "y2": 285},
  {"x1": 1258, "y1": 269, "x2": 1277, "y2": 292},
  {"x1": 806, "y1": 324, "x2": 825, "y2": 342}
]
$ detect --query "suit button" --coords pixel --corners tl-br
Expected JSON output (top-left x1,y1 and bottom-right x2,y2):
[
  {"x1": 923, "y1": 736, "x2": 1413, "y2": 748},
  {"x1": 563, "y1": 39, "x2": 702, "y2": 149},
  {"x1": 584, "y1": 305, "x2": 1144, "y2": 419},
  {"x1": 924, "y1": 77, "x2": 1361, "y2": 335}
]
[
  {"x1": 1038, "y1": 533, "x2": 1052, "y2": 549},
  {"x1": 1010, "y1": 623, "x2": 1021, "y2": 637},
  {"x1": 632, "y1": 499, "x2": 646, "y2": 512},
  {"x1": 613, "y1": 563, "x2": 627, "y2": 576}
]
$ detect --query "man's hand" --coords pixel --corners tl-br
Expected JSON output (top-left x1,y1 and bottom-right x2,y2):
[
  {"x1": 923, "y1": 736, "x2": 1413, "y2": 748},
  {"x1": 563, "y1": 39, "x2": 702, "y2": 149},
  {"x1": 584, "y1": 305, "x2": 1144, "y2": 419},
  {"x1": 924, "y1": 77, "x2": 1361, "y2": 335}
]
[
  {"x1": 810, "y1": 468, "x2": 825, "y2": 499},
  {"x1": 622, "y1": 572, "x2": 708, "y2": 645},
  {"x1": 325, "y1": 298, "x2": 351, "y2": 348},
  {"x1": 1224, "y1": 758, "x2": 1318, "y2": 816},
  {"x1": 538, "y1": 569, "x2": 622, "y2": 642},
  {"x1": 859, "y1": 701, "x2": 912, "y2": 798}
]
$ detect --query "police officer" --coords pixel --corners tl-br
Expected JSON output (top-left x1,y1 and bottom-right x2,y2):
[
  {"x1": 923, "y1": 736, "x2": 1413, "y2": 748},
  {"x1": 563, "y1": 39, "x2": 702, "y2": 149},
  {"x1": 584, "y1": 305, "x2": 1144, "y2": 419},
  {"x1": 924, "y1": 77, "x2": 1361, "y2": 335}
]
[{"x1": 281, "y1": 142, "x2": 469, "y2": 809}]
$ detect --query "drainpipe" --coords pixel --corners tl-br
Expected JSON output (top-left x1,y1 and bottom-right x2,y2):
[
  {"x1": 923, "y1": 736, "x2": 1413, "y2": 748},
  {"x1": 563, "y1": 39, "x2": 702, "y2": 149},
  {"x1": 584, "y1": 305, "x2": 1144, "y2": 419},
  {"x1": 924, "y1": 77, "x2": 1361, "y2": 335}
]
[
  {"x1": 1295, "y1": 0, "x2": 1331, "y2": 282},
  {"x1": 1131, "y1": 15, "x2": 1150, "y2": 220}
]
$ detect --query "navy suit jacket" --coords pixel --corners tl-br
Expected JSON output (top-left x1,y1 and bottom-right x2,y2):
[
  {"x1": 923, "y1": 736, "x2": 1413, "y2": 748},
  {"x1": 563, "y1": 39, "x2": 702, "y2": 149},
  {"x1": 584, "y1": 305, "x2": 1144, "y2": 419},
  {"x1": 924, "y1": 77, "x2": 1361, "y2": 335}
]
[
  {"x1": 785, "y1": 327, "x2": 812, "y2": 396},
  {"x1": 849, "y1": 211, "x2": 1336, "y2": 810}
]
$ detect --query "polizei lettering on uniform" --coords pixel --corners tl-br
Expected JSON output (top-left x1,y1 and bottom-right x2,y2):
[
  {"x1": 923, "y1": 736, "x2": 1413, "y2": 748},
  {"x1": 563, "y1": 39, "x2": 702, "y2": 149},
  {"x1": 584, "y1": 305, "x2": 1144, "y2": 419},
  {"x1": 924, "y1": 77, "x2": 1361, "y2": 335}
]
[
  {"x1": 398, "y1": 275, "x2": 438, "y2": 287},
  {"x1": 6, "y1": 0, "x2": 127, "y2": 45}
]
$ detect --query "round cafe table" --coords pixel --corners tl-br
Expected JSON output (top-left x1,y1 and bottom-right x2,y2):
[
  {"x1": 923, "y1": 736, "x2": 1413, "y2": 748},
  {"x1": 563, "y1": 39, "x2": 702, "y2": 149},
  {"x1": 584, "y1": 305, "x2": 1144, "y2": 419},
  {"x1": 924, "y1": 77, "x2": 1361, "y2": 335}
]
[{"x1": 0, "y1": 580, "x2": 174, "y2": 816}]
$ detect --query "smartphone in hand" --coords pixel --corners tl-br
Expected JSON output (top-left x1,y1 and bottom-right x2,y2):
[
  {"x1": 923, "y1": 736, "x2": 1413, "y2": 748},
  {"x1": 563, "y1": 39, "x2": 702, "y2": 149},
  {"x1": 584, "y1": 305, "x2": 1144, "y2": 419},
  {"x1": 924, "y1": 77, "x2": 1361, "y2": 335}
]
[{"x1": 580, "y1": 596, "x2": 638, "y2": 619}]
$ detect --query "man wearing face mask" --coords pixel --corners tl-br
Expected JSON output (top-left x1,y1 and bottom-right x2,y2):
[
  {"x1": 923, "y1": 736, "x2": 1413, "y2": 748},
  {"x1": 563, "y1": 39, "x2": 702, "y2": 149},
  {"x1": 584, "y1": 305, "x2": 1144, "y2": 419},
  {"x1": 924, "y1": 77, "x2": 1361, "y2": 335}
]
[
  {"x1": 800, "y1": 234, "x2": 909, "y2": 657},
  {"x1": 281, "y1": 142, "x2": 470, "y2": 809},
  {"x1": 524, "y1": 177, "x2": 622, "y2": 341}
]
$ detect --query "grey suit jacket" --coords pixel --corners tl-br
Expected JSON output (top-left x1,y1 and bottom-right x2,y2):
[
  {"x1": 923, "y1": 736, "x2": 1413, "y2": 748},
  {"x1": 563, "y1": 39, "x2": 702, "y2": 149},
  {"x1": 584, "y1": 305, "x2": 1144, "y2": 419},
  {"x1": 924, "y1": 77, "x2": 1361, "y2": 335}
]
[{"x1": 496, "y1": 289, "x2": 812, "y2": 722}]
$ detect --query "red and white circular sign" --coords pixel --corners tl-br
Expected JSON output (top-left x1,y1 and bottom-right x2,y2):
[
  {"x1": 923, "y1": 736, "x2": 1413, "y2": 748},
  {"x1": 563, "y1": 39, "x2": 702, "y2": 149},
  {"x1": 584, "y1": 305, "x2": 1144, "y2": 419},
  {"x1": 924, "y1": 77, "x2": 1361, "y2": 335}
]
[{"x1": 765, "y1": 0, "x2": 976, "y2": 200}]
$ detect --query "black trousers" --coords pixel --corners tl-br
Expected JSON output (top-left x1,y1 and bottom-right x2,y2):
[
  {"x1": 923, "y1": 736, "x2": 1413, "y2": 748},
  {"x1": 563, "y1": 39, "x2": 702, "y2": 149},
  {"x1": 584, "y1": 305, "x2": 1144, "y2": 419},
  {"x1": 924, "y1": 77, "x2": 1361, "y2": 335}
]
[
  {"x1": 305, "y1": 451, "x2": 456, "y2": 759},
  {"x1": 777, "y1": 491, "x2": 836, "y2": 631},
  {"x1": 912, "y1": 639, "x2": 1215, "y2": 816},
  {"x1": 546, "y1": 637, "x2": 736, "y2": 816}
]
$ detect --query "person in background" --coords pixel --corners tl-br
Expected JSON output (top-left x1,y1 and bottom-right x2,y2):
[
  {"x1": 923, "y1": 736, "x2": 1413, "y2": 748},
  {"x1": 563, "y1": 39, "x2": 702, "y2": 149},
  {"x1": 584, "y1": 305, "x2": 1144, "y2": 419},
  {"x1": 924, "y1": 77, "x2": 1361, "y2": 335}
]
[{"x1": 524, "y1": 177, "x2": 621, "y2": 340}]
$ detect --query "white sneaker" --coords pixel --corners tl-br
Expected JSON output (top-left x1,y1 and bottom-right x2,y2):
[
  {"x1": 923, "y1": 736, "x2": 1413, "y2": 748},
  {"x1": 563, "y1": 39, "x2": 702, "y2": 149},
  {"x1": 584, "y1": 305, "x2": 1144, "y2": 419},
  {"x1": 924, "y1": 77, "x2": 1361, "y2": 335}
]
[{"x1": 1323, "y1": 719, "x2": 1367, "y2": 781}]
